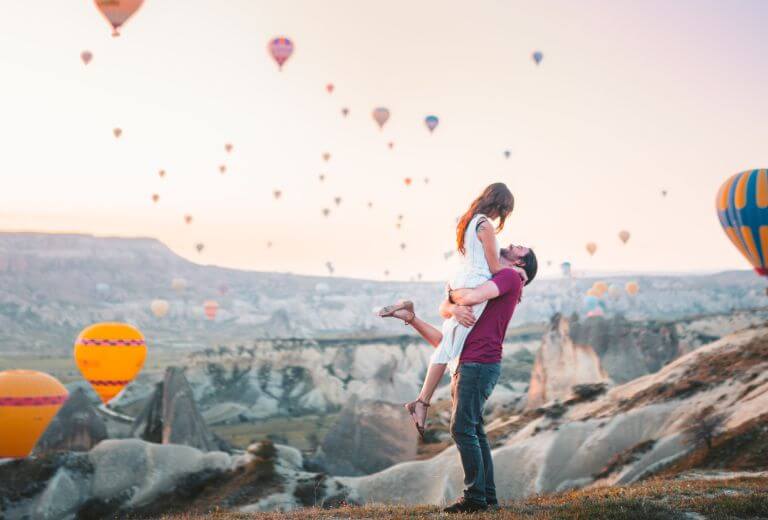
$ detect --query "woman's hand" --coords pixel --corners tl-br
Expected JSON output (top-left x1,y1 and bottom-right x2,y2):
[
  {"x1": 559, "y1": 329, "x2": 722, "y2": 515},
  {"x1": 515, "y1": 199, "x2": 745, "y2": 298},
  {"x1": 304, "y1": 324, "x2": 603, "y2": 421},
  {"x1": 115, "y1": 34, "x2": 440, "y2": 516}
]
[{"x1": 452, "y1": 305, "x2": 476, "y2": 327}]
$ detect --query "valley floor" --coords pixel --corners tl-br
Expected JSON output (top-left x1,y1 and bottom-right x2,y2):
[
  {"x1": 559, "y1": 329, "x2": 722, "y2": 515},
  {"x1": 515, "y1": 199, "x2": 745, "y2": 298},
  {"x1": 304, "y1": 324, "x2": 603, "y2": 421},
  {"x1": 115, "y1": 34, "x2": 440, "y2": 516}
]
[{"x1": 158, "y1": 474, "x2": 768, "y2": 519}]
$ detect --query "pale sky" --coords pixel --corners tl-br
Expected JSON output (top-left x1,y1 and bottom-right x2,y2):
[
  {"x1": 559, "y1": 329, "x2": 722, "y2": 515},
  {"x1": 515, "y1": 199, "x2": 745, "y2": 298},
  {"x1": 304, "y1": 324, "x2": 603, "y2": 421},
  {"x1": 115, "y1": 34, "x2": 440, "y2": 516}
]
[{"x1": 1, "y1": 1, "x2": 766, "y2": 280}]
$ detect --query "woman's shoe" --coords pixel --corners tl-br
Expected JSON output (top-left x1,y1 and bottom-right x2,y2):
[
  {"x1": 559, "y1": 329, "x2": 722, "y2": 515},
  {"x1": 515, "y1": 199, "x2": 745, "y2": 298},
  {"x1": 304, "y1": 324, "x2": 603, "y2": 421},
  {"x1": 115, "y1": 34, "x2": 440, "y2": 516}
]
[
  {"x1": 378, "y1": 300, "x2": 415, "y2": 324},
  {"x1": 404, "y1": 399, "x2": 430, "y2": 439}
]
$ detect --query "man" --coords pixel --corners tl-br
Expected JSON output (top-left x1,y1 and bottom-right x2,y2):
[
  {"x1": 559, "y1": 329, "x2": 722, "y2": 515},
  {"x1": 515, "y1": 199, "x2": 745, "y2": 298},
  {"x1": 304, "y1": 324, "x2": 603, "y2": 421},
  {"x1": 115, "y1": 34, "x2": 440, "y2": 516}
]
[{"x1": 381, "y1": 245, "x2": 537, "y2": 512}]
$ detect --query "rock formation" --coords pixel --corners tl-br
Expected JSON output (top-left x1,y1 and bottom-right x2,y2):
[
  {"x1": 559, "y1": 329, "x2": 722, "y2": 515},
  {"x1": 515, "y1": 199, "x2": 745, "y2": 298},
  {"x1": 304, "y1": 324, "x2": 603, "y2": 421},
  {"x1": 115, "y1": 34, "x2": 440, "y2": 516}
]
[
  {"x1": 131, "y1": 367, "x2": 225, "y2": 452},
  {"x1": 33, "y1": 388, "x2": 108, "y2": 454},
  {"x1": 527, "y1": 314, "x2": 611, "y2": 409},
  {"x1": 312, "y1": 396, "x2": 418, "y2": 475}
]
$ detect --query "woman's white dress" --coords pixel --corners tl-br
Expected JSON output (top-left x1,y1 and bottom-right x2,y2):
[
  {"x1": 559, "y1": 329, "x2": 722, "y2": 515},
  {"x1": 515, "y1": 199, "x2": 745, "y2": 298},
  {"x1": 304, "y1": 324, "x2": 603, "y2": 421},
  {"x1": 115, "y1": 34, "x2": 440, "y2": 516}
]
[{"x1": 430, "y1": 213, "x2": 497, "y2": 372}]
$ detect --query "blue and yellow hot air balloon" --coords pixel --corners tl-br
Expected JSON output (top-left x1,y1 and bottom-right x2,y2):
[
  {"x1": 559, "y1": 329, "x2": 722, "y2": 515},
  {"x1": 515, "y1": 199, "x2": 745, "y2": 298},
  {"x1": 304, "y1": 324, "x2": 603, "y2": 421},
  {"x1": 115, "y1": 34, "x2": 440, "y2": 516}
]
[{"x1": 716, "y1": 169, "x2": 768, "y2": 278}]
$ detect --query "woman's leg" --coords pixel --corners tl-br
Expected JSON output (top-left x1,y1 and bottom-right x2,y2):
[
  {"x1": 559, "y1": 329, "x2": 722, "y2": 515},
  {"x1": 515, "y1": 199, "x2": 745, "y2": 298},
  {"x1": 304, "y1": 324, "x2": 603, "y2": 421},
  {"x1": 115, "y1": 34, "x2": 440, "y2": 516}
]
[{"x1": 408, "y1": 316, "x2": 444, "y2": 348}]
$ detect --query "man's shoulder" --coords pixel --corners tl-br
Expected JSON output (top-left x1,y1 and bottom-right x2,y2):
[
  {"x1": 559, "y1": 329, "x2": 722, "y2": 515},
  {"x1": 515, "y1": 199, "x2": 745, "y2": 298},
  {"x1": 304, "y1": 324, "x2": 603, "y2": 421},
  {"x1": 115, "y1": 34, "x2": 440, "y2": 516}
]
[{"x1": 491, "y1": 269, "x2": 523, "y2": 297}]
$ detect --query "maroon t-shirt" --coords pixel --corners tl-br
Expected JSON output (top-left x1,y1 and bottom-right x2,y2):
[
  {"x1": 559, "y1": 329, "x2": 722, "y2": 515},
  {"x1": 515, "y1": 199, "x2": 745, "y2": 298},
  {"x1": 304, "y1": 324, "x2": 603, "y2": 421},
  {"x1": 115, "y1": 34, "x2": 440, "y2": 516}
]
[{"x1": 459, "y1": 269, "x2": 523, "y2": 364}]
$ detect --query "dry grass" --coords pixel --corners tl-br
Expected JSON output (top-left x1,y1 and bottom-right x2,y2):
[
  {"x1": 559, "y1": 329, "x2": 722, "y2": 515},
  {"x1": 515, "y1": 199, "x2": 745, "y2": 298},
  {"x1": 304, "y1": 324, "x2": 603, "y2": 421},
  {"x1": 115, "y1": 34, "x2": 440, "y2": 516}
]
[{"x1": 153, "y1": 475, "x2": 768, "y2": 519}]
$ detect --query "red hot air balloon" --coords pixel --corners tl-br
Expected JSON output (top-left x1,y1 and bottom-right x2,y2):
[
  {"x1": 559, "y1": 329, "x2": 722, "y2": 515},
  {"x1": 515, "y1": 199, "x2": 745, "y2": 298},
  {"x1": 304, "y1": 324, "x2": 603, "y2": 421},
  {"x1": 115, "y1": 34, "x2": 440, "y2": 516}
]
[
  {"x1": 94, "y1": 0, "x2": 144, "y2": 37},
  {"x1": 225, "y1": 143, "x2": 233, "y2": 153},
  {"x1": 372, "y1": 107, "x2": 390, "y2": 129},
  {"x1": 404, "y1": 178, "x2": 412, "y2": 186},
  {"x1": 268, "y1": 37, "x2": 294, "y2": 70},
  {"x1": 203, "y1": 300, "x2": 218, "y2": 320},
  {"x1": 113, "y1": 128, "x2": 122, "y2": 138},
  {"x1": 81, "y1": 51, "x2": 93, "y2": 65},
  {"x1": 326, "y1": 83, "x2": 334, "y2": 94}
]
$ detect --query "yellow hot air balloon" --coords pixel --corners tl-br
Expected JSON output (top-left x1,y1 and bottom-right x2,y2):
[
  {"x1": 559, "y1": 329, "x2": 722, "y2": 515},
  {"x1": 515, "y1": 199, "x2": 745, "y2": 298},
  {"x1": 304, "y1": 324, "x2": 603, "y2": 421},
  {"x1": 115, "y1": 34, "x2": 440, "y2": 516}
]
[
  {"x1": 618, "y1": 230, "x2": 630, "y2": 244},
  {"x1": 586, "y1": 242, "x2": 597, "y2": 256},
  {"x1": 74, "y1": 323, "x2": 147, "y2": 404},
  {"x1": 626, "y1": 281, "x2": 639, "y2": 296},
  {"x1": 0, "y1": 370, "x2": 68, "y2": 458},
  {"x1": 150, "y1": 299, "x2": 169, "y2": 318},
  {"x1": 592, "y1": 281, "x2": 608, "y2": 296}
]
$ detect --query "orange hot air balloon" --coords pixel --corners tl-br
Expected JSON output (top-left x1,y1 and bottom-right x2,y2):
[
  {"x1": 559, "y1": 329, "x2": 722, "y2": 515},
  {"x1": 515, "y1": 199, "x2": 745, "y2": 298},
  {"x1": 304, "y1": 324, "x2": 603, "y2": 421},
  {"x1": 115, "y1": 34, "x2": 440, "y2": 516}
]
[
  {"x1": 0, "y1": 370, "x2": 68, "y2": 458},
  {"x1": 626, "y1": 281, "x2": 639, "y2": 296},
  {"x1": 94, "y1": 0, "x2": 144, "y2": 36},
  {"x1": 113, "y1": 128, "x2": 122, "y2": 138},
  {"x1": 404, "y1": 178, "x2": 412, "y2": 186},
  {"x1": 74, "y1": 322, "x2": 147, "y2": 404},
  {"x1": 81, "y1": 51, "x2": 93, "y2": 65},
  {"x1": 322, "y1": 152, "x2": 331, "y2": 162},
  {"x1": 225, "y1": 143, "x2": 233, "y2": 153},
  {"x1": 158, "y1": 169, "x2": 166, "y2": 178},
  {"x1": 586, "y1": 242, "x2": 597, "y2": 256},
  {"x1": 619, "y1": 230, "x2": 630, "y2": 244},
  {"x1": 326, "y1": 83, "x2": 334, "y2": 94},
  {"x1": 592, "y1": 281, "x2": 608, "y2": 296},
  {"x1": 151, "y1": 194, "x2": 159, "y2": 203},
  {"x1": 586, "y1": 287, "x2": 600, "y2": 298},
  {"x1": 204, "y1": 300, "x2": 219, "y2": 320},
  {"x1": 219, "y1": 164, "x2": 227, "y2": 174}
]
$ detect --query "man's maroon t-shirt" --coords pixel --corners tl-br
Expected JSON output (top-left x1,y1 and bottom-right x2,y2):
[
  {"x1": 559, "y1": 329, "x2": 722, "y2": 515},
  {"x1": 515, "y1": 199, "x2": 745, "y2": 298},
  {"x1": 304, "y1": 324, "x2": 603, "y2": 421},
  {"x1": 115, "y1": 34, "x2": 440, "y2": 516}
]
[{"x1": 459, "y1": 269, "x2": 523, "y2": 365}]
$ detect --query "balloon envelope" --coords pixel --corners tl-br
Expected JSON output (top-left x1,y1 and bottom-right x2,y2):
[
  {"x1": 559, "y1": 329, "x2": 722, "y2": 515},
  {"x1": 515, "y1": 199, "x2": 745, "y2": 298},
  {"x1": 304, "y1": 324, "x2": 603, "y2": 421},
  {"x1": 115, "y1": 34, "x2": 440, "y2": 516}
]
[
  {"x1": 626, "y1": 281, "x2": 639, "y2": 296},
  {"x1": 268, "y1": 37, "x2": 294, "y2": 70},
  {"x1": 171, "y1": 278, "x2": 187, "y2": 293},
  {"x1": 716, "y1": 169, "x2": 768, "y2": 277},
  {"x1": 0, "y1": 370, "x2": 68, "y2": 458},
  {"x1": 372, "y1": 107, "x2": 390, "y2": 129},
  {"x1": 150, "y1": 299, "x2": 169, "y2": 318},
  {"x1": 586, "y1": 242, "x2": 597, "y2": 256},
  {"x1": 425, "y1": 115, "x2": 439, "y2": 133},
  {"x1": 560, "y1": 261, "x2": 572, "y2": 277},
  {"x1": 532, "y1": 51, "x2": 543, "y2": 65},
  {"x1": 74, "y1": 323, "x2": 147, "y2": 404},
  {"x1": 204, "y1": 300, "x2": 219, "y2": 320},
  {"x1": 94, "y1": 0, "x2": 143, "y2": 36},
  {"x1": 619, "y1": 230, "x2": 630, "y2": 244},
  {"x1": 81, "y1": 51, "x2": 93, "y2": 65},
  {"x1": 592, "y1": 281, "x2": 608, "y2": 296}
]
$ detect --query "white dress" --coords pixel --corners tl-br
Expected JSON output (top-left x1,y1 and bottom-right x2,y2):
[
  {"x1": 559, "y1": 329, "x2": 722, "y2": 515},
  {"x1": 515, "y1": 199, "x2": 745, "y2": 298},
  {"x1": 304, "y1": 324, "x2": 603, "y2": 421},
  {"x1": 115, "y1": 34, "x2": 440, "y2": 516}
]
[{"x1": 431, "y1": 213, "x2": 497, "y2": 372}]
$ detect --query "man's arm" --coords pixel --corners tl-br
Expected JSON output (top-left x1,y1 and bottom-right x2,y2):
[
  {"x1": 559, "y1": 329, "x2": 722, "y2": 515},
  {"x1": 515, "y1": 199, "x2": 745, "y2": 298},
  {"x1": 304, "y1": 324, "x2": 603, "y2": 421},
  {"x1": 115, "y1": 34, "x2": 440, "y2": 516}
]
[
  {"x1": 439, "y1": 298, "x2": 477, "y2": 327},
  {"x1": 449, "y1": 279, "x2": 501, "y2": 306}
]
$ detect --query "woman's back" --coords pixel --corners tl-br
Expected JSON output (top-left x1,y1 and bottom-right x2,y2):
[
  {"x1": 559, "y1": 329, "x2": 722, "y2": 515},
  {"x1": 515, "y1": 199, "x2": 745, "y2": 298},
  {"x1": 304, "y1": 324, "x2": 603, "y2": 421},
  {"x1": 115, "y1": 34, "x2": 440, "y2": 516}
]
[{"x1": 451, "y1": 213, "x2": 497, "y2": 289}]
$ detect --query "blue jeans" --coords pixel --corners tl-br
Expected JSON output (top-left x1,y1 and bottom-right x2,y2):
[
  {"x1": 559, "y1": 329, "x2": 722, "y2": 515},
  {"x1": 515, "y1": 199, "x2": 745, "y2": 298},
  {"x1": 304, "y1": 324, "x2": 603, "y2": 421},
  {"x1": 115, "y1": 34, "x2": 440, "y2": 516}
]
[{"x1": 450, "y1": 362, "x2": 501, "y2": 505}]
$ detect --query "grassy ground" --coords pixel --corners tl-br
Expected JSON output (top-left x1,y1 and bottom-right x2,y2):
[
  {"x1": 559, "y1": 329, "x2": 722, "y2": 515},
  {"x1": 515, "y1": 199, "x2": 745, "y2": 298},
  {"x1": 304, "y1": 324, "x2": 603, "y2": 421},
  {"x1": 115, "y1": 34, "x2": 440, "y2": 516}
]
[{"x1": 154, "y1": 475, "x2": 768, "y2": 519}]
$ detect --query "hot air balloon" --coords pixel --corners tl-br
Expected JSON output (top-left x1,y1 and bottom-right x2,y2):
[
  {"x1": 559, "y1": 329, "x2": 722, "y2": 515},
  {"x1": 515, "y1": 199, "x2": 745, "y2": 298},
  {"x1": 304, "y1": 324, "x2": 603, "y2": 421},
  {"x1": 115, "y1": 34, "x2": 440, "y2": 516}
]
[
  {"x1": 384, "y1": 270, "x2": 390, "y2": 277},
  {"x1": 625, "y1": 281, "x2": 639, "y2": 296},
  {"x1": 619, "y1": 230, "x2": 630, "y2": 244},
  {"x1": 400, "y1": 243, "x2": 407, "y2": 250},
  {"x1": 319, "y1": 174, "x2": 326, "y2": 182},
  {"x1": 326, "y1": 83, "x2": 334, "y2": 94},
  {"x1": 334, "y1": 196, "x2": 342, "y2": 206},
  {"x1": 113, "y1": 128, "x2": 122, "y2": 138},
  {"x1": 273, "y1": 190, "x2": 282, "y2": 200},
  {"x1": 388, "y1": 142, "x2": 394, "y2": 150},
  {"x1": 661, "y1": 190, "x2": 668, "y2": 198},
  {"x1": 203, "y1": 300, "x2": 218, "y2": 320},
  {"x1": 0, "y1": 370, "x2": 68, "y2": 458},
  {"x1": 151, "y1": 194, "x2": 159, "y2": 203},
  {"x1": 372, "y1": 107, "x2": 390, "y2": 129},
  {"x1": 404, "y1": 178, "x2": 412, "y2": 186},
  {"x1": 425, "y1": 115, "x2": 439, "y2": 133},
  {"x1": 341, "y1": 107, "x2": 349, "y2": 117},
  {"x1": 367, "y1": 201, "x2": 373, "y2": 209},
  {"x1": 195, "y1": 243, "x2": 204, "y2": 253},
  {"x1": 592, "y1": 281, "x2": 608, "y2": 296},
  {"x1": 504, "y1": 150, "x2": 511, "y2": 159},
  {"x1": 225, "y1": 143, "x2": 233, "y2": 153},
  {"x1": 94, "y1": 0, "x2": 143, "y2": 37},
  {"x1": 532, "y1": 51, "x2": 543, "y2": 66},
  {"x1": 74, "y1": 322, "x2": 147, "y2": 404},
  {"x1": 322, "y1": 208, "x2": 330, "y2": 217},
  {"x1": 81, "y1": 51, "x2": 93, "y2": 65},
  {"x1": 158, "y1": 169, "x2": 166, "y2": 178},
  {"x1": 395, "y1": 222, "x2": 402, "y2": 230},
  {"x1": 219, "y1": 165, "x2": 227, "y2": 174},
  {"x1": 397, "y1": 214, "x2": 404, "y2": 221},
  {"x1": 424, "y1": 177, "x2": 430, "y2": 184},
  {"x1": 586, "y1": 242, "x2": 597, "y2": 256},
  {"x1": 325, "y1": 261, "x2": 334, "y2": 275},
  {"x1": 150, "y1": 299, "x2": 169, "y2": 318},
  {"x1": 322, "y1": 152, "x2": 331, "y2": 162},
  {"x1": 586, "y1": 288, "x2": 601, "y2": 298},
  {"x1": 560, "y1": 261, "x2": 572, "y2": 277},
  {"x1": 716, "y1": 169, "x2": 768, "y2": 279},
  {"x1": 184, "y1": 215, "x2": 193, "y2": 224},
  {"x1": 171, "y1": 277, "x2": 187, "y2": 293},
  {"x1": 267, "y1": 241, "x2": 273, "y2": 248},
  {"x1": 268, "y1": 37, "x2": 294, "y2": 70},
  {"x1": 584, "y1": 294, "x2": 599, "y2": 309}
]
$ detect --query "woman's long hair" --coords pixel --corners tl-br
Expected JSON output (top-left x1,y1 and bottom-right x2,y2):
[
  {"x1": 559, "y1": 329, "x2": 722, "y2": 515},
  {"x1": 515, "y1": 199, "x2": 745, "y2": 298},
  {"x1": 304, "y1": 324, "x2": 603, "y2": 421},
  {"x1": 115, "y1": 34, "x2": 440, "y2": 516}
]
[{"x1": 456, "y1": 183, "x2": 514, "y2": 255}]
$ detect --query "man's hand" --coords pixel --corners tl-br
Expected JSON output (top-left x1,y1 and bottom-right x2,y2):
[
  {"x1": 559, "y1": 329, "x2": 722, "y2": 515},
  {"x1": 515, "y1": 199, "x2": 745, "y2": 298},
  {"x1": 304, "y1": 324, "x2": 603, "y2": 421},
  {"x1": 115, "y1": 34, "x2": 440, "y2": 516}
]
[{"x1": 452, "y1": 305, "x2": 476, "y2": 327}]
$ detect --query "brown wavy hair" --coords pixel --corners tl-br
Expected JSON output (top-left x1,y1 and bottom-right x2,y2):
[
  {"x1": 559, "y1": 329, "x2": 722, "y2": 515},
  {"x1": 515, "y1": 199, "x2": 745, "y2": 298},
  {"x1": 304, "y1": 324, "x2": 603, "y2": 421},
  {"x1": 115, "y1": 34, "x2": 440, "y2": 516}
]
[{"x1": 456, "y1": 183, "x2": 514, "y2": 255}]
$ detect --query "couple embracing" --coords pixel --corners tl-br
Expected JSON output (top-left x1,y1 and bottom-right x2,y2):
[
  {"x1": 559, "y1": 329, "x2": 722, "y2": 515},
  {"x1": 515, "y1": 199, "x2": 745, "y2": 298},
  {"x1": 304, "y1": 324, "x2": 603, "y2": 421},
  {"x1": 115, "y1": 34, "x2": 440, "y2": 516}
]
[{"x1": 379, "y1": 182, "x2": 537, "y2": 513}]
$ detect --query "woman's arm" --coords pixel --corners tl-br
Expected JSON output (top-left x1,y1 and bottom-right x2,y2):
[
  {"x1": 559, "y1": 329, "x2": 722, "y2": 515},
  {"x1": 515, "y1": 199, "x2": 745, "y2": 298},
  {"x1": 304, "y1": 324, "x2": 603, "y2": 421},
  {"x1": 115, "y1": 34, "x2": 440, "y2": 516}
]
[{"x1": 477, "y1": 219, "x2": 504, "y2": 274}]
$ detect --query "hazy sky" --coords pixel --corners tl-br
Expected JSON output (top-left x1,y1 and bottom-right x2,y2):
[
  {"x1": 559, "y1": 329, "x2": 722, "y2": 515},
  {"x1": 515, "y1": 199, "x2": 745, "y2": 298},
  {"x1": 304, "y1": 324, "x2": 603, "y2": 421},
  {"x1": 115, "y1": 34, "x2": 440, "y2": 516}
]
[{"x1": 1, "y1": 1, "x2": 767, "y2": 280}]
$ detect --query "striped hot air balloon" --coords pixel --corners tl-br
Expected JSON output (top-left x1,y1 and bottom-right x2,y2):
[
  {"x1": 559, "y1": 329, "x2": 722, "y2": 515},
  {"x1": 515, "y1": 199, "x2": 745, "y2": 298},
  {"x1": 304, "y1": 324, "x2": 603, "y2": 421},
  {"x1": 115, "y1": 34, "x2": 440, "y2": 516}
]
[
  {"x1": 716, "y1": 169, "x2": 768, "y2": 278},
  {"x1": 268, "y1": 37, "x2": 294, "y2": 70},
  {"x1": 74, "y1": 323, "x2": 147, "y2": 404},
  {"x1": 0, "y1": 370, "x2": 68, "y2": 458}
]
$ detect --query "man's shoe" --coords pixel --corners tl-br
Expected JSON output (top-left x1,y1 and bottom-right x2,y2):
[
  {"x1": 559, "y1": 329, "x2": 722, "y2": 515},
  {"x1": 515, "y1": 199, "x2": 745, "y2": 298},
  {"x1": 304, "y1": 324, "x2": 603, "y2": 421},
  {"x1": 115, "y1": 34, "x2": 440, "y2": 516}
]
[
  {"x1": 443, "y1": 498, "x2": 487, "y2": 513},
  {"x1": 487, "y1": 499, "x2": 500, "y2": 510}
]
